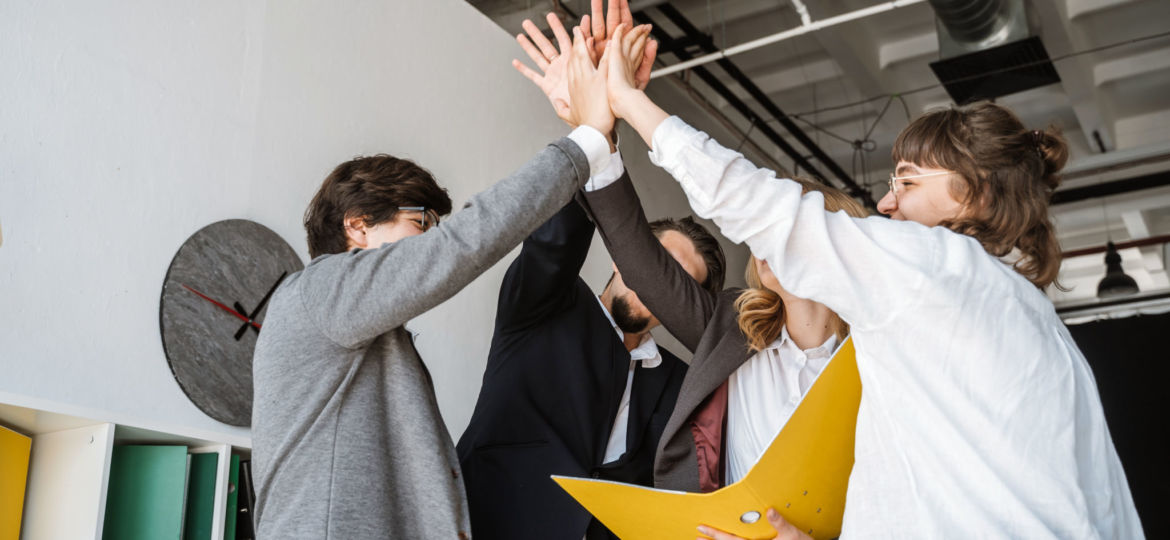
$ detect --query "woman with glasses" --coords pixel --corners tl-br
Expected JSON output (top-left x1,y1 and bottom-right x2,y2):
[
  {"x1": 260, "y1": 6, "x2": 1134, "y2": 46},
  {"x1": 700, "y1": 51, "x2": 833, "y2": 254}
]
[{"x1": 566, "y1": 24, "x2": 1143, "y2": 539}]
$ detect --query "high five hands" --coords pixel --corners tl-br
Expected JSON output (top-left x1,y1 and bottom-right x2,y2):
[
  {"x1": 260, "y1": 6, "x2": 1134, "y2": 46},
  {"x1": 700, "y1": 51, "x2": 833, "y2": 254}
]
[{"x1": 511, "y1": 0, "x2": 656, "y2": 134}]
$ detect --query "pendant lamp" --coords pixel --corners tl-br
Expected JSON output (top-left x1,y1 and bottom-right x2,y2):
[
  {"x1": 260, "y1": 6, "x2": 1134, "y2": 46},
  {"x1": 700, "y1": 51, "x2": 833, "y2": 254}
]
[{"x1": 1096, "y1": 241, "x2": 1139, "y2": 298}]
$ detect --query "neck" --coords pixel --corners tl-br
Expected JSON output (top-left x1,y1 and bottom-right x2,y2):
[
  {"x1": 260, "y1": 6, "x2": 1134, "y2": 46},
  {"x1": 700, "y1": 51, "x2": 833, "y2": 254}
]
[
  {"x1": 776, "y1": 290, "x2": 835, "y2": 350},
  {"x1": 599, "y1": 292, "x2": 650, "y2": 353}
]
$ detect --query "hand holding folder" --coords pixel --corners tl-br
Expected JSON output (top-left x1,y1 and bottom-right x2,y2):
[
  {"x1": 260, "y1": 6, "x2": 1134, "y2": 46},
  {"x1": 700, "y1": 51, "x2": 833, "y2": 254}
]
[{"x1": 554, "y1": 339, "x2": 861, "y2": 540}]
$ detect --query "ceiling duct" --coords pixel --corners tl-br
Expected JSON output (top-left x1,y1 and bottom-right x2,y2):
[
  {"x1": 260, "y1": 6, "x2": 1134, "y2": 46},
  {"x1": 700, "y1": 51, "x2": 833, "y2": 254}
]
[{"x1": 927, "y1": 0, "x2": 1060, "y2": 104}]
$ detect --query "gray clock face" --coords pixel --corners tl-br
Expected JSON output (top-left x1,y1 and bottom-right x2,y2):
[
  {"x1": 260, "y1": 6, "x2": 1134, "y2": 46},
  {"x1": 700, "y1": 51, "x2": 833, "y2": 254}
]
[{"x1": 160, "y1": 219, "x2": 303, "y2": 426}]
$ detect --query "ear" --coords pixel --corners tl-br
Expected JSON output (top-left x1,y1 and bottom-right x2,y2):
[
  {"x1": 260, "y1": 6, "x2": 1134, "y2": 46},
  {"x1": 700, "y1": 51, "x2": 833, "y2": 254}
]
[{"x1": 343, "y1": 215, "x2": 369, "y2": 250}]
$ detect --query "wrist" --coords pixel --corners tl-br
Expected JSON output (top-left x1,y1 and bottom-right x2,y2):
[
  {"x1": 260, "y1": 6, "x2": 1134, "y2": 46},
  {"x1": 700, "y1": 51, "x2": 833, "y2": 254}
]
[{"x1": 610, "y1": 88, "x2": 646, "y2": 119}]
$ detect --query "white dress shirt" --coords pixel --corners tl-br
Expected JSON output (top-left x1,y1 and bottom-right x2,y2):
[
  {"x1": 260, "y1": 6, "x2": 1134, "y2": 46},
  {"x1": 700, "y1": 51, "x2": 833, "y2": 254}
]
[
  {"x1": 726, "y1": 328, "x2": 838, "y2": 484},
  {"x1": 595, "y1": 295, "x2": 663, "y2": 464},
  {"x1": 647, "y1": 116, "x2": 1143, "y2": 539}
]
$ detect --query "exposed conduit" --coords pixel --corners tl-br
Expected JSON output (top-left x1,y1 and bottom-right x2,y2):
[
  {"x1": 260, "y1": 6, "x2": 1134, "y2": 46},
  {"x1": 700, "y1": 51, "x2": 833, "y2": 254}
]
[{"x1": 650, "y1": 0, "x2": 927, "y2": 79}]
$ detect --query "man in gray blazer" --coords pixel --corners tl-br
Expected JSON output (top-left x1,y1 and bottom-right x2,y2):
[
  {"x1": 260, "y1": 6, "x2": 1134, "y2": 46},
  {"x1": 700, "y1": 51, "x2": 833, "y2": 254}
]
[{"x1": 250, "y1": 87, "x2": 617, "y2": 538}]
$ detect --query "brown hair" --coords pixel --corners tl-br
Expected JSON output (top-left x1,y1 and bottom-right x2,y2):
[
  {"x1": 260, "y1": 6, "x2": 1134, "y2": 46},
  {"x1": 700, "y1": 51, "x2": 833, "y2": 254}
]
[
  {"x1": 304, "y1": 154, "x2": 452, "y2": 258},
  {"x1": 649, "y1": 216, "x2": 727, "y2": 294},
  {"x1": 735, "y1": 179, "x2": 868, "y2": 352},
  {"x1": 892, "y1": 101, "x2": 1067, "y2": 288}
]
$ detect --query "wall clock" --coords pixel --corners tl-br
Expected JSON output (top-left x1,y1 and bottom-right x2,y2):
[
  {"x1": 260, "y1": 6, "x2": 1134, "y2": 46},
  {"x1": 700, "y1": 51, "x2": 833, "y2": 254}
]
[{"x1": 159, "y1": 219, "x2": 303, "y2": 426}]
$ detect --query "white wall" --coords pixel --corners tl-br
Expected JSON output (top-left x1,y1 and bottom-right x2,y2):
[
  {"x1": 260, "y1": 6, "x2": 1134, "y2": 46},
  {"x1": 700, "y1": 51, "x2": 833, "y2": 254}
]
[{"x1": 0, "y1": 0, "x2": 754, "y2": 441}]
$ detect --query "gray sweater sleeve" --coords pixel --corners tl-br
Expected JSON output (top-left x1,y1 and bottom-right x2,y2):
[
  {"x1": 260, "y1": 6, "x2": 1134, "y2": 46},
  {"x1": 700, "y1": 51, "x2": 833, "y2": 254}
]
[{"x1": 298, "y1": 137, "x2": 591, "y2": 349}]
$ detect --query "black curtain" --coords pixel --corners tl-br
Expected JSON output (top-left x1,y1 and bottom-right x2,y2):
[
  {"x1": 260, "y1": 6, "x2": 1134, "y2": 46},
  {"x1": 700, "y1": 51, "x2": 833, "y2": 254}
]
[{"x1": 1067, "y1": 311, "x2": 1169, "y2": 538}]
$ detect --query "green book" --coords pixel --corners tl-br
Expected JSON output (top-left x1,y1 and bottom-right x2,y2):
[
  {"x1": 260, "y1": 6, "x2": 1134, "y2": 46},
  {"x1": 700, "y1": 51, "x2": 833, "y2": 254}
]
[
  {"x1": 103, "y1": 445, "x2": 189, "y2": 540},
  {"x1": 224, "y1": 454, "x2": 240, "y2": 539},
  {"x1": 184, "y1": 452, "x2": 219, "y2": 540}
]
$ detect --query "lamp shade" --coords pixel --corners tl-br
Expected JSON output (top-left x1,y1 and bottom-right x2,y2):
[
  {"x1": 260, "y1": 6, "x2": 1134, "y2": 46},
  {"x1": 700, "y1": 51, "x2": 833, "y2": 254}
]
[{"x1": 1097, "y1": 241, "x2": 1139, "y2": 298}]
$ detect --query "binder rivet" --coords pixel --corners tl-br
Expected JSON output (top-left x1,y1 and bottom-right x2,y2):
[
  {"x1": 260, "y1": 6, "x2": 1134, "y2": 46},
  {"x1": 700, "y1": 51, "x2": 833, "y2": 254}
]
[
  {"x1": 803, "y1": 490, "x2": 808, "y2": 496},
  {"x1": 740, "y1": 511, "x2": 761, "y2": 524},
  {"x1": 786, "y1": 503, "x2": 791, "y2": 508}
]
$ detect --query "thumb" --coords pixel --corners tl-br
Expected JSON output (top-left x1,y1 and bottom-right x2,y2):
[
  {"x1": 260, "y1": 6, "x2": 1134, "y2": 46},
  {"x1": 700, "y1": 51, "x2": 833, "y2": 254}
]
[{"x1": 766, "y1": 508, "x2": 807, "y2": 540}]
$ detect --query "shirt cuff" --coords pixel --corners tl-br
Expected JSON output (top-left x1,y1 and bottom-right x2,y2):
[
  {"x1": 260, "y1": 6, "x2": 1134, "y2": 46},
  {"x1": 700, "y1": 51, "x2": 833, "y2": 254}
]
[
  {"x1": 647, "y1": 115, "x2": 690, "y2": 167},
  {"x1": 568, "y1": 125, "x2": 612, "y2": 178},
  {"x1": 584, "y1": 150, "x2": 624, "y2": 191}
]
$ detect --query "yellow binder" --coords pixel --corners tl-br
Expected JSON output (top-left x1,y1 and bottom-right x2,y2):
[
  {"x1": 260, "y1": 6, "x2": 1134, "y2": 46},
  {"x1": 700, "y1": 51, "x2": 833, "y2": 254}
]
[
  {"x1": 554, "y1": 338, "x2": 860, "y2": 540},
  {"x1": 0, "y1": 425, "x2": 32, "y2": 540}
]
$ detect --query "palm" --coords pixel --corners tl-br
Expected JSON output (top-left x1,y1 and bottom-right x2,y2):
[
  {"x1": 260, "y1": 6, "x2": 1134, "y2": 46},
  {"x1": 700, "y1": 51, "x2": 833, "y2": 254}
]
[{"x1": 541, "y1": 56, "x2": 570, "y2": 115}]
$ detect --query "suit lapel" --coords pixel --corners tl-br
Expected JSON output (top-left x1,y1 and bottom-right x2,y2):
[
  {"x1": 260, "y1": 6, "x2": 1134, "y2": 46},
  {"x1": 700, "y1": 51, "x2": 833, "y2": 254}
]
[{"x1": 659, "y1": 325, "x2": 751, "y2": 453}]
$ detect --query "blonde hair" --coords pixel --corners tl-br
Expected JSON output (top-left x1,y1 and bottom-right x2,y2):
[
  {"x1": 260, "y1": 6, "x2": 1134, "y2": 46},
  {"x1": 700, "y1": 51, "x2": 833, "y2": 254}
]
[{"x1": 734, "y1": 178, "x2": 869, "y2": 352}]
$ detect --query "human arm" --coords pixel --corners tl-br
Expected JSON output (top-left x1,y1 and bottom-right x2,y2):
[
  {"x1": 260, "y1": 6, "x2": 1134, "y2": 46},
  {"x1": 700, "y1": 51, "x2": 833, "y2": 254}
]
[
  {"x1": 298, "y1": 127, "x2": 612, "y2": 349},
  {"x1": 596, "y1": 29, "x2": 937, "y2": 328},
  {"x1": 494, "y1": 200, "x2": 596, "y2": 333},
  {"x1": 578, "y1": 162, "x2": 717, "y2": 353}
]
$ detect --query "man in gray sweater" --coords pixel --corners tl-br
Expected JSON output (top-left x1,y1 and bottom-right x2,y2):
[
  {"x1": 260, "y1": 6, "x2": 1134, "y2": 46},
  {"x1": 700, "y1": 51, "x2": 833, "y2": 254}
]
[{"x1": 250, "y1": 53, "x2": 616, "y2": 537}]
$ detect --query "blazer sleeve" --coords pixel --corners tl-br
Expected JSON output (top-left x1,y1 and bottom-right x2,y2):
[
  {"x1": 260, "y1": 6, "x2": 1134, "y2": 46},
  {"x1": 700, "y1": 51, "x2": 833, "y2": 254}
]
[
  {"x1": 578, "y1": 172, "x2": 717, "y2": 354},
  {"x1": 298, "y1": 137, "x2": 592, "y2": 349},
  {"x1": 494, "y1": 200, "x2": 595, "y2": 333}
]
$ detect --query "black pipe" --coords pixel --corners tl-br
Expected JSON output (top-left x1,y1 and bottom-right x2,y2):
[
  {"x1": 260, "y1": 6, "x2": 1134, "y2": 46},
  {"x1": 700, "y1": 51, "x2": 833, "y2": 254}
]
[
  {"x1": 1051, "y1": 170, "x2": 1170, "y2": 205},
  {"x1": 651, "y1": 4, "x2": 875, "y2": 208}
]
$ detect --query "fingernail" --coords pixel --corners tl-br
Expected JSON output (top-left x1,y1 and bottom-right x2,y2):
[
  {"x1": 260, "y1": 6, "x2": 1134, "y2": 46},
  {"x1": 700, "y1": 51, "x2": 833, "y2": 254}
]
[
  {"x1": 767, "y1": 508, "x2": 780, "y2": 520},
  {"x1": 697, "y1": 525, "x2": 712, "y2": 535}
]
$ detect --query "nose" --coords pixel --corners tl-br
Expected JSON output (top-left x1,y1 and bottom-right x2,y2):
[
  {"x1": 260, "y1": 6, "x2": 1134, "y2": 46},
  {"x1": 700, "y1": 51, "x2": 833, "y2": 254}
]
[{"x1": 877, "y1": 190, "x2": 897, "y2": 216}]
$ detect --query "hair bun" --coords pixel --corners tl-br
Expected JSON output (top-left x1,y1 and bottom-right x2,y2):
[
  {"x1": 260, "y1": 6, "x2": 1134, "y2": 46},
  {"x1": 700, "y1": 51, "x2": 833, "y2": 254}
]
[{"x1": 1031, "y1": 127, "x2": 1068, "y2": 190}]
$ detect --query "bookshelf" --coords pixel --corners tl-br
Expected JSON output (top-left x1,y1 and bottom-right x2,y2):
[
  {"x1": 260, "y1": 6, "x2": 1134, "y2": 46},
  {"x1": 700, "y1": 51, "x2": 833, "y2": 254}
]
[{"x1": 0, "y1": 391, "x2": 251, "y2": 540}]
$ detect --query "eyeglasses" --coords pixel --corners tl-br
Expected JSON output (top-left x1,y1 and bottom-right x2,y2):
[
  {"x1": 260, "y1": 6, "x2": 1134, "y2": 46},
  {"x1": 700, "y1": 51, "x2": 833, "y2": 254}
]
[
  {"x1": 397, "y1": 206, "x2": 440, "y2": 232},
  {"x1": 887, "y1": 170, "x2": 952, "y2": 200}
]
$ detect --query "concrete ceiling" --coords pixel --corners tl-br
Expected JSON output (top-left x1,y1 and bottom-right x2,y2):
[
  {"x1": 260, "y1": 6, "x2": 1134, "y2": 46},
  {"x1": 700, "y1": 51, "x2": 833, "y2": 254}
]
[{"x1": 468, "y1": 0, "x2": 1170, "y2": 309}]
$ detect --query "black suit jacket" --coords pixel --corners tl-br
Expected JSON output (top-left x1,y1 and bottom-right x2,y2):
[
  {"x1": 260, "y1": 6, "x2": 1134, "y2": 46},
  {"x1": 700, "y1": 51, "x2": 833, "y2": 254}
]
[{"x1": 456, "y1": 201, "x2": 687, "y2": 540}]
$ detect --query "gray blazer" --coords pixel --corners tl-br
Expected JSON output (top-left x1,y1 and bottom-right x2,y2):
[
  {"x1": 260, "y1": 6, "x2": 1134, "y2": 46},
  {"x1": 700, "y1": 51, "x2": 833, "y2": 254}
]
[
  {"x1": 252, "y1": 138, "x2": 592, "y2": 540},
  {"x1": 578, "y1": 173, "x2": 756, "y2": 493}
]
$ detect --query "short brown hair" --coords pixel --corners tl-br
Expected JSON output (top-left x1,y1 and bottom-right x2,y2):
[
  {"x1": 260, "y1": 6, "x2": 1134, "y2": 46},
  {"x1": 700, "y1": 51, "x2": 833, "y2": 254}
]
[
  {"x1": 304, "y1": 154, "x2": 452, "y2": 258},
  {"x1": 648, "y1": 217, "x2": 726, "y2": 294},
  {"x1": 892, "y1": 101, "x2": 1067, "y2": 288},
  {"x1": 735, "y1": 179, "x2": 868, "y2": 352}
]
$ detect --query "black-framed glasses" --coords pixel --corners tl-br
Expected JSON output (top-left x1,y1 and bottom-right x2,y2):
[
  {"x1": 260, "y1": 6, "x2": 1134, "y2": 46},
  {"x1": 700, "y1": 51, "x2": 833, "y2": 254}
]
[
  {"x1": 397, "y1": 206, "x2": 440, "y2": 232},
  {"x1": 887, "y1": 170, "x2": 951, "y2": 200}
]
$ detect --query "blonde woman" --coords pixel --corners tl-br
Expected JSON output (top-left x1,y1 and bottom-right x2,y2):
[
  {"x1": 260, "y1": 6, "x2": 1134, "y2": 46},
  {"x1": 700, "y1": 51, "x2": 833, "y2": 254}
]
[{"x1": 580, "y1": 173, "x2": 868, "y2": 498}]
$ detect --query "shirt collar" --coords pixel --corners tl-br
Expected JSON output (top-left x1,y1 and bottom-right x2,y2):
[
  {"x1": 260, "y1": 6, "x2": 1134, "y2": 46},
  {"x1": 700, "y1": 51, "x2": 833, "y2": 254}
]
[
  {"x1": 595, "y1": 295, "x2": 662, "y2": 367},
  {"x1": 769, "y1": 326, "x2": 839, "y2": 359}
]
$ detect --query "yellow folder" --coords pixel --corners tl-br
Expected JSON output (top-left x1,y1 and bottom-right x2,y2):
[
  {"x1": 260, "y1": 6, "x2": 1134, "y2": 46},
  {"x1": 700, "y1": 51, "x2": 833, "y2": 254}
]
[
  {"x1": 1, "y1": 425, "x2": 32, "y2": 540},
  {"x1": 553, "y1": 338, "x2": 860, "y2": 540}
]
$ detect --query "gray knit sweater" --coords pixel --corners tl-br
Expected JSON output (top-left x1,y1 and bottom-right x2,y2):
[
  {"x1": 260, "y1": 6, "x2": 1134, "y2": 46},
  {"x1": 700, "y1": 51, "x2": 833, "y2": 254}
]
[{"x1": 251, "y1": 138, "x2": 590, "y2": 539}]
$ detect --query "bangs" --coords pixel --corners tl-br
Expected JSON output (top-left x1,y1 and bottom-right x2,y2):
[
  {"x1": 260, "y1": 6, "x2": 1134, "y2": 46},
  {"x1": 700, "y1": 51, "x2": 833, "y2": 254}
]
[{"x1": 891, "y1": 109, "x2": 965, "y2": 171}]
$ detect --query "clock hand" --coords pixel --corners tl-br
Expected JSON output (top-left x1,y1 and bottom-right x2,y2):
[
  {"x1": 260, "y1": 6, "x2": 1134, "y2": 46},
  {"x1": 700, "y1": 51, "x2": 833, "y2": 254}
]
[
  {"x1": 234, "y1": 271, "x2": 288, "y2": 340},
  {"x1": 181, "y1": 284, "x2": 262, "y2": 330}
]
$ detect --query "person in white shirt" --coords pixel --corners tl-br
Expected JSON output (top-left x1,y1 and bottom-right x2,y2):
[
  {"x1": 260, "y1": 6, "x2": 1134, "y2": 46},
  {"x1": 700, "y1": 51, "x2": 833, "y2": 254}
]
[{"x1": 560, "y1": 22, "x2": 1144, "y2": 540}]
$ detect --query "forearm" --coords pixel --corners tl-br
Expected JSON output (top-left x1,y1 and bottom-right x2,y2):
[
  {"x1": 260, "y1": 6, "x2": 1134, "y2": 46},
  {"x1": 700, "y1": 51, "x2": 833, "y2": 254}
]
[
  {"x1": 612, "y1": 90, "x2": 670, "y2": 149},
  {"x1": 303, "y1": 138, "x2": 594, "y2": 348},
  {"x1": 581, "y1": 174, "x2": 714, "y2": 352}
]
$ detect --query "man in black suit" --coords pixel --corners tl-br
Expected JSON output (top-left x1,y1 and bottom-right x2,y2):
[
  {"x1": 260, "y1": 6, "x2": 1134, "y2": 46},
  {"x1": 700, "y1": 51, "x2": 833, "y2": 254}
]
[{"x1": 456, "y1": 194, "x2": 725, "y2": 539}]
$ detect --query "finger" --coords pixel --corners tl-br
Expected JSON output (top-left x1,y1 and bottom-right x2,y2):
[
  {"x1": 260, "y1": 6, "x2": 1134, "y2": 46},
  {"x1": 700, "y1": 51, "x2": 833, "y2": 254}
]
[
  {"x1": 628, "y1": 26, "x2": 650, "y2": 62},
  {"x1": 635, "y1": 39, "x2": 657, "y2": 89},
  {"x1": 580, "y1": 14, "x2": 591, "y2": 39},
  {"x1": 607, "y1": 0, "x2": 621, "y2": 39},
  {"x1": 586, "y1": 37, "x2": 598, "y2": 65},
  {"x1": 696, "y1": 524, "x2": 743, "y2": 540},
  {"x1": 766, "y1": 508, "x2": 806, "y2": 540},
  {"x1": 516, "y1": 32, "x2": 549, "y2": 71},
  {"x1": 522, "y1": 18, "x2": 558, "y2": 61},
  {"x1": 511, "y1": 59, "x2": 544, "y2": 85},
  {"x1": 591, "y1": 0, "x2": 605, "y2": 39},
  {"x1": 620, "y1": 0, "x2": 633, "y2": 27},
  {"x1": 547, "y1": 12, "x2": 571, "y2": 53}
]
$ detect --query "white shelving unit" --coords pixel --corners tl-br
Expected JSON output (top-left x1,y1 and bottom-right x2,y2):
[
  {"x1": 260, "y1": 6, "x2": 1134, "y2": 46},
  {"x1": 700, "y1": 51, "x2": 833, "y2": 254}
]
[{"x1": 0, "y1": 391, "x2": 251, "y2": 540}]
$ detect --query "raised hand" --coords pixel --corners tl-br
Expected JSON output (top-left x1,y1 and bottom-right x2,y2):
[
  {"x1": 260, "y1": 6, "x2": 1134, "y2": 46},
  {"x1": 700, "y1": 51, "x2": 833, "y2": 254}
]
[
  {"x1": 512, "y1": 13, "x2": 576, "y2": 125},
  {"x1": 581, "y1": 0, "x2": 657, "y2": 90},
  {"x1": 604, "y1": 23, "x2": 652, "y2": 118},
  {"x1": 567, "y1": 26, "x2": 616, "y2": 142}
]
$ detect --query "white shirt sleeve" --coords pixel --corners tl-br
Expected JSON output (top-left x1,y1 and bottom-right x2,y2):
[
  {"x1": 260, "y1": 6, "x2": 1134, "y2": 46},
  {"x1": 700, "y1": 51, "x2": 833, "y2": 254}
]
[
  {"x1": 567, "y1": 125, "x2": 612, "y2": 179},
  {"x1": 649, "y1": 115, "x2": 945, "y2": 330},
  {"x1": 584, "y1": 150, "x2": 624, "y2": 191}
]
